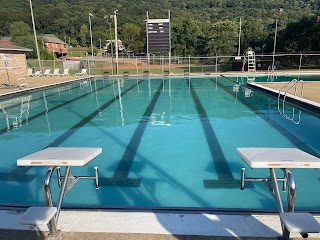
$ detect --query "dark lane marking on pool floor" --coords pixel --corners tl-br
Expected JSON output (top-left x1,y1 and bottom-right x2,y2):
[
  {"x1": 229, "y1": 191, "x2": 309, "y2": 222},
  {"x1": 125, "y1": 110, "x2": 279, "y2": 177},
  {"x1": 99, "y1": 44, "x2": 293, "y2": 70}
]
[
  {"x1": 188, "y1": 80, "x2": 253, "y2": 189},
  {"x1": 48, "y1": 80, "x2": 144, "y2": 147},
  {"x1": 100, "y1": 80, "x2": 165, "y2": 187},
  {"x1": 0, "y1": 80, "x2": 142, "y2": 183},
  {"x1": 0, "y1": 167, "x2": 36, "y2": 183}
]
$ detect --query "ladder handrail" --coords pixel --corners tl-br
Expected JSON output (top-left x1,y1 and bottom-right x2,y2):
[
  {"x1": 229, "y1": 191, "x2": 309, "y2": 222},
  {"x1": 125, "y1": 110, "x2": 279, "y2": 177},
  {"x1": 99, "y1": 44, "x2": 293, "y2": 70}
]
[
  {"x1": 241, "y1": 56, "x2": 246, "y2": 72},
  {"x1": 278, "y1": 79, "x2": 297, "y2": 112},
  {"x1": 267, "y1": 66, "x2": 272, "y2": 81},
  {"x1": 278, "y1": 79, "x2": 304, "y2": 124},
  {"x1": 282, "y1": 80, "x2": 304, "y2": 102},
  {"x1": 274, "y1": 66, "x2": 278, "y2": 76}
]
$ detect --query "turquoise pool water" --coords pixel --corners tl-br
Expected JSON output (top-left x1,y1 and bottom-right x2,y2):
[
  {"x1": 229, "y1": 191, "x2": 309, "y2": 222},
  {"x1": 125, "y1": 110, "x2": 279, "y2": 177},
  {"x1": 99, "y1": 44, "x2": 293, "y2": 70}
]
[{"x1": 0, "y1": 76, "x2": 320, "y2": 211}]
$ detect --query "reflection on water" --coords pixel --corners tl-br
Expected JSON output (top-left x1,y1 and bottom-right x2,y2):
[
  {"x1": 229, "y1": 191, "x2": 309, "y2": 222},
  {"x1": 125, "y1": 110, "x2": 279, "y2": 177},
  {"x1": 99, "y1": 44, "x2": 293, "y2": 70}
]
[
  {"x1": 0, "y1": 95, "x2": 31, "y2": 131},
  {"x1": 117, "y1": 79, "x2": 125, "y2": 126},
  {"x1": 43, "y1": 92, "x2": 54, "y2": 143}
]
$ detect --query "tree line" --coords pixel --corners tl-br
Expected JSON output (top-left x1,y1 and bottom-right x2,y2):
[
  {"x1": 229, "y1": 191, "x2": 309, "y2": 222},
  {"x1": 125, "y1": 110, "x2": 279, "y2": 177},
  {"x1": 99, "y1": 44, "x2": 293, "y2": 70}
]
[{"x1": 0, "y1": 0, "x2": 319, "y2": 58}]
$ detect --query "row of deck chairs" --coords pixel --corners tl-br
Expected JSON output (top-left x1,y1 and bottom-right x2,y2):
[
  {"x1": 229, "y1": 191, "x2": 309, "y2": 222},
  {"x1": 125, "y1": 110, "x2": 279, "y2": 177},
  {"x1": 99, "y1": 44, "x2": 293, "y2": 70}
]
[{"x1": 26, "y1": 68, "x2": 69, "y2": 77}]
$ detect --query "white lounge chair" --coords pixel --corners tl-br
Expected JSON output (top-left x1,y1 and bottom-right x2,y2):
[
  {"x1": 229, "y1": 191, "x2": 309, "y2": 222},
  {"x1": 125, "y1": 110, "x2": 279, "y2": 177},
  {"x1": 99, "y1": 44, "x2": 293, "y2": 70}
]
[
  {"x1": 42, "y1": 69, "x2": 51, "y2": 77},
  {"x1": 25, "y1": 68, "x2": 33, "y2": 77},
  {"x1": 59, "y1": 69, "x2": 69, "y2": 76},
  {"x1": 14, "y1": 73, "x2": 28, "y2": 89},
  {"x1": 75, "y1": 69, "x2": 88, "y2": 77},
  {"x1": 51, "y1": 68, "x2": 60, "y2": 76},
  {"x1": 33, "y1": 70, "x2": 43, "y2": 77},
  {"x1": 16, "y1": 77, "x2": 28, "y2": 89}
]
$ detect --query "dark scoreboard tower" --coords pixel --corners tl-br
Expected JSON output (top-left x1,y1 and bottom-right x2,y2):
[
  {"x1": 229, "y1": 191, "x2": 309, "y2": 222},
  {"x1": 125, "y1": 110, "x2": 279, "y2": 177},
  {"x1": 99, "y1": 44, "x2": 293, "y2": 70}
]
[
  {"x1": 146, "y1": 11, "x2": 171, "y2": 66},
  {"x1": 147, "y1": 19, "x2": 170, "y2": 53}
]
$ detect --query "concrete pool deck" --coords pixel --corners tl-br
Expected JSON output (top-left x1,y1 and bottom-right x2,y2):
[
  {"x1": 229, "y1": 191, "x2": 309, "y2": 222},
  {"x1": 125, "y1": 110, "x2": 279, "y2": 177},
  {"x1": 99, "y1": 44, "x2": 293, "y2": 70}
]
[
  {"x1": 258, "y1": 81, "x2": 320, "y2": 104},
  {"x1": 1, "y1": 209, "x2": 320, "y2": 239}
]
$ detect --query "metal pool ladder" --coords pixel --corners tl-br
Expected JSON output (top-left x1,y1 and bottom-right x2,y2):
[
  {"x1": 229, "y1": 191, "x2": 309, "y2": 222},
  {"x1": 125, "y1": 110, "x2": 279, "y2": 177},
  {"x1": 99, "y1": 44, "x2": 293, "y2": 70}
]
[
  {"x1": 267, "y1": 65, "x2": 278, "y2": 82},
  {"x1": 277, "y1": 79, "x2": 304, "y2": 124}
]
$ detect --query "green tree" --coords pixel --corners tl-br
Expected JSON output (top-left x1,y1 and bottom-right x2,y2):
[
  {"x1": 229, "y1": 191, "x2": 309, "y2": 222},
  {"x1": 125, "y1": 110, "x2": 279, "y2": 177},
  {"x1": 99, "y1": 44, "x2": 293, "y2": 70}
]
[
  {"x1": 40, "y1": 47, "x2": 54, "y2": 60},
  {"x1": 206, "y1": 20, "x2": 238, "y2": 55},
  {"x1": 242, "y1": 19, "x2": 270, "y2": 53},
  {"x1": 9, "y1": 21, "x2": 37, "y2": 59},
  {"x1": 121, "y1": 23, "x2": 141, "y2": 52},
  {"x1": 12, "y1": 36, "x2": 36, "y2": 58},
  {"x1": 92, "y1": 26, "x2": 108, "y2": 49},
  {"x1": 278, "y1": 15, "x2": 320, "y2": 52},
  {"x1": 171, "y1": 19, "x2": 202, "y2": 56},
  {"x1": 9, "y1": 21, "x2": 30, "y2": 36},
  {"x1": 1, "y1": 0, "x2": 320, "y2": 55},
  {"x1": 79, "y1": 24, "x2": 89, "y2": 47}
]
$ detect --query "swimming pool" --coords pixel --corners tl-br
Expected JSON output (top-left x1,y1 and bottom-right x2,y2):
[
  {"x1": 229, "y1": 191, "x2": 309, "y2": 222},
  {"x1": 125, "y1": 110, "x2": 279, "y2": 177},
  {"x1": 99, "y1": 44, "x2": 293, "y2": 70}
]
[{"x1": 1, "y1": 76, "x2": 320, "y2": 211}]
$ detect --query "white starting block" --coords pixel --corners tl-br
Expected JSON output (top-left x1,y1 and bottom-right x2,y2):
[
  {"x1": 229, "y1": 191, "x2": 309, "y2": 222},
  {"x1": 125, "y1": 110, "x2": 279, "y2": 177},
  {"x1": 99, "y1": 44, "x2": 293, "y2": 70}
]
[
  {"x1": 20, "y1": 207, "x2": 57, "y2": 226},
  {"x1": 17, "y1": 147, "x2": 102, "y2": 239},
  {"x1": 237, "y1": 148, "x2": 320, "y2": 239},
  {"x1": 280, "y1": 212, "x2": 320, "y2": 237}
]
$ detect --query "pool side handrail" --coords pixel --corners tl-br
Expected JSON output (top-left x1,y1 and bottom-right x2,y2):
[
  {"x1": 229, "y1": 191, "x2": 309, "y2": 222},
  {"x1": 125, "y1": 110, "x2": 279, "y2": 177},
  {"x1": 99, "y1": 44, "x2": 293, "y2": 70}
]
[{"x1": 277, "y1": 79, "x2": 304, "y2": 124}]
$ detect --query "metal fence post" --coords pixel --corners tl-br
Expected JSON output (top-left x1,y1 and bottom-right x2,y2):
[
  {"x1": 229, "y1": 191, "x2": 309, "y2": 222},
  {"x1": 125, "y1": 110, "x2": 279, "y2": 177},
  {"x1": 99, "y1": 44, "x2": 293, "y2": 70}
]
[
  {"x1": 136, "y1": 57, "x2": 138, "y2": 75},
  {"x1": 215, "y1": 54, "x2": 218, "y2": 73},
  {"x1": 161, "y1": 56, "x2": 164, "y2": 74}
]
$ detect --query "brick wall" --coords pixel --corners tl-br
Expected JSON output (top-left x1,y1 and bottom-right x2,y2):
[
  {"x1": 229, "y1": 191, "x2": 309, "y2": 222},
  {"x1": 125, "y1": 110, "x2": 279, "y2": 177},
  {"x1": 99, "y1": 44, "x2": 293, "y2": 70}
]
[{"x1": 0, "y1": 51, "x2": 27, "y2": 83}]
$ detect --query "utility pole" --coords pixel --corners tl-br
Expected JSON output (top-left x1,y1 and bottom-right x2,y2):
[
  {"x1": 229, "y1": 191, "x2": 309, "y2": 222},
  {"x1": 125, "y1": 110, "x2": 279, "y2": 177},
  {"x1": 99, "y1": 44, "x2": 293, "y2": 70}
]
[
  {"x1": 238, "y1": 17, "x2": 242, "y2": 57},
  {"x1": 29, "y1": 0, "x2": 41, "y2": 71},
  {"x1": 272, "y1": 8, "x2": 284, "y2": 73},
  {"x1": 89, "y1": 13, "x2": 94, "y2": 57},
  {"x1": 114, "y1": 10, "x2": 119, "y2": 74}
]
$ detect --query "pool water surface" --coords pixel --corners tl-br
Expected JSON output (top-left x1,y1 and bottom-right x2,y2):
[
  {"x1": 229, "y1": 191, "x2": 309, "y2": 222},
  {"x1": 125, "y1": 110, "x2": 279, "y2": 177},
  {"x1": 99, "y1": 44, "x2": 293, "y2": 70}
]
[{"x1": 0, "y1": 76, "x2": 320, "y2": 211}]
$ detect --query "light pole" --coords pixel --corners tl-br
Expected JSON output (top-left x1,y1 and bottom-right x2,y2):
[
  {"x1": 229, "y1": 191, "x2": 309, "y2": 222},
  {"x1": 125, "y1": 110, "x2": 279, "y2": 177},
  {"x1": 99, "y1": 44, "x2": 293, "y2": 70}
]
[
  {"x1": 272, "y1": 8, "x2": 284, "y2": 73},
  {"x1": 29, "y1": 0, "x2": 41, "y2": 71},
  {"x1": 237, "y1": 17, "x2": 242, "y2": 57},
  {"x1": 105, "y1": 15, "x2": 114, "y2": 75},
  {"x1": 114, "y1": 10, "x2": 119, "y2": 74},
  {"x1": 89, "y1": 13, "x2": 94, "y2": 58}
]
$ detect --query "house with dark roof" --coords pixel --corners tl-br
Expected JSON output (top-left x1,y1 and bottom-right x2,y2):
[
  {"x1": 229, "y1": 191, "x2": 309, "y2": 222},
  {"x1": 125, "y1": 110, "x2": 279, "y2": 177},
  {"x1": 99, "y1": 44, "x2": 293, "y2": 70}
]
[
  {"x1": 0, "y1": 34, "x2": 68, "y2": 58},
  {"x1": 40, "y1": 34, "x2": 68, "y2": 58},
  {"x1": 0, "y1": 42, "x2": 33, "y2": 81}
]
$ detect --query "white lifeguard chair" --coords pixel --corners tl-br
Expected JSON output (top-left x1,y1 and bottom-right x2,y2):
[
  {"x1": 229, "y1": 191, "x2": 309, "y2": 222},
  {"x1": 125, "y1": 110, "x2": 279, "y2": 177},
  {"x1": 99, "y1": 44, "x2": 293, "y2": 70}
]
[{"x1": 246, "y1": 50, "x2": 256, "y2": 72}]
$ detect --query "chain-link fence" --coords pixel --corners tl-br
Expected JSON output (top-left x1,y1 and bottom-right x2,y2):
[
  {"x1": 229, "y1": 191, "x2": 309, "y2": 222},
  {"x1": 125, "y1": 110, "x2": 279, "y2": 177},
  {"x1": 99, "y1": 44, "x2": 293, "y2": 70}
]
[{"x1": 26, "y1": 53, "x2": 320, "y2": 76}]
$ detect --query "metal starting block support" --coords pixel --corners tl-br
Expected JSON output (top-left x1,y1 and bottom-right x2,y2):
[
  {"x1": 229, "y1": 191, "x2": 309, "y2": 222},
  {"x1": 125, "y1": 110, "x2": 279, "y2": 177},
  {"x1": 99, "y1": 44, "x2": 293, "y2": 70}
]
[
  {"x1": 241, "y1": 167, "x2": 320, "y2": 239},
  {"x1": 237, "y1": 148, "x2": 320, "y2": 239},
  {"x1": 57, "y1": 166, "x2": 100, "y2": 190},
  {"x1": 17, "y1": 147, "x2": 102, "y2": 239}
]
